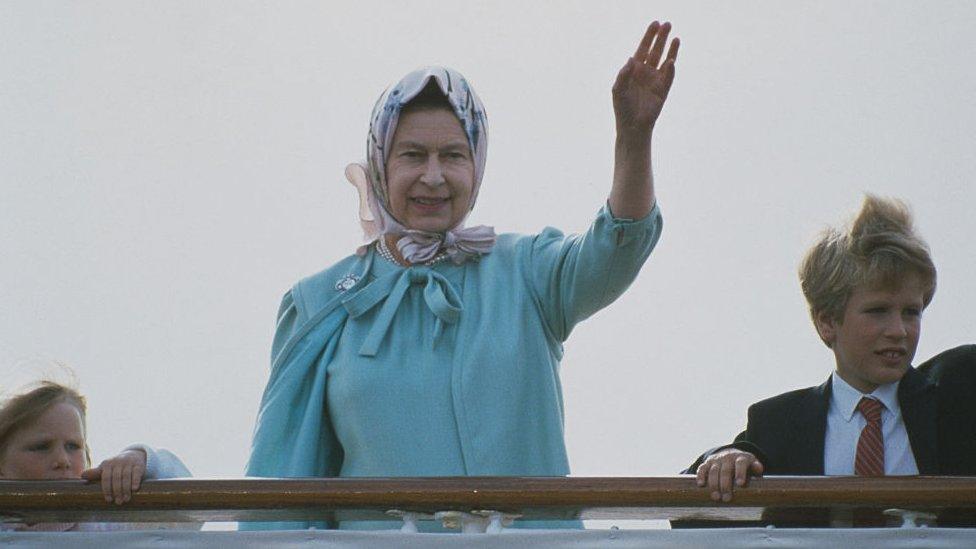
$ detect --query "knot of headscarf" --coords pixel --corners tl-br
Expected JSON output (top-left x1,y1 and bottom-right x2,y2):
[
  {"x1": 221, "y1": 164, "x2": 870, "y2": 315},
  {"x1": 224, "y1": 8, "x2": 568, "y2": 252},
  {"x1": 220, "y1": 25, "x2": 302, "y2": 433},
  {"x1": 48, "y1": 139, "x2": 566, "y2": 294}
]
[
  {"x1": 398, "y1": 225, "x2": 496, "y2": 265},
  {"x1": 346, "y1": 66, "x2": 494, "y2": 264}
]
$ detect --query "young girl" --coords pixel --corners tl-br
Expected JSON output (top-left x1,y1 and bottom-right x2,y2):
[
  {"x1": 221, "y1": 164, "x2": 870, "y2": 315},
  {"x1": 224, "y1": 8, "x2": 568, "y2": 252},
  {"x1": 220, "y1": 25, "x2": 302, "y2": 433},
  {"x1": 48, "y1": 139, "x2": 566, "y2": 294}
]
[{"x1": 0, "y1": 380, "x2": 194, "y2": 532}]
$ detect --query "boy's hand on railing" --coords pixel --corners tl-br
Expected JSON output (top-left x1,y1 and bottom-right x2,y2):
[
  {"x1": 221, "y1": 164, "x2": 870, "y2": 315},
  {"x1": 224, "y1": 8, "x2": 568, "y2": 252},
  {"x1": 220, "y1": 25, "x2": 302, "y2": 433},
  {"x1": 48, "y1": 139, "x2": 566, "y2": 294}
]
[
  {"x1": 80, "y1": 449, "x2": 148, "y2": 505},
  {"x1": 696, "y1": 449, "x2": 764, "y2": 502}
]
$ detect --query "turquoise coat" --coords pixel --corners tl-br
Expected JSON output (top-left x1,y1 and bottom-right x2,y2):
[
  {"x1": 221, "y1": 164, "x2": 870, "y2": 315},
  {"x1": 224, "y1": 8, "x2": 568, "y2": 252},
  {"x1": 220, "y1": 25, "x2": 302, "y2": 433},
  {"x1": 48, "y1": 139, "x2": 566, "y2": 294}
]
[{"x1": 245, "y1": 204, "x2": 662, "y2": 529}]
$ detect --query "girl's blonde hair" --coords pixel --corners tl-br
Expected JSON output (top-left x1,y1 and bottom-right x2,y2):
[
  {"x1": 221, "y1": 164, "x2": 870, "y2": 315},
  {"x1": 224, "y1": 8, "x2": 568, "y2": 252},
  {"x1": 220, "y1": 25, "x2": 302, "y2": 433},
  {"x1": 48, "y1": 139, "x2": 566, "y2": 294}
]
[
  {"x1": 0, "y1": 381, "x2": 92, "y2": 467},
  {"x1": 800, "y1": 194, "x2": 936, "y2": 332}
]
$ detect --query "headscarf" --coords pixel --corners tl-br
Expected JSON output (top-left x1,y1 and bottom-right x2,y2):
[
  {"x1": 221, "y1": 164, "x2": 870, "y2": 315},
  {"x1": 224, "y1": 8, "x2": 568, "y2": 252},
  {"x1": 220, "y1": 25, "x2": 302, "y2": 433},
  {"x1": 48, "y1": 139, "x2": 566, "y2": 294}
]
[{"x1": 346, "y1": 66, "x2": 494, "y2": 264}]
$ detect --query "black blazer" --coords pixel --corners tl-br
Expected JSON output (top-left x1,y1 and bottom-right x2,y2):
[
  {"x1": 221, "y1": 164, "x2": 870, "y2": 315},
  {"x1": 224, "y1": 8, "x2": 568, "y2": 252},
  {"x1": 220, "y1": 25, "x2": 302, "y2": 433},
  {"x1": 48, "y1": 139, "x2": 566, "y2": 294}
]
[{"x1": 685, "y1": 345, "x2": 976, "y2": 476}]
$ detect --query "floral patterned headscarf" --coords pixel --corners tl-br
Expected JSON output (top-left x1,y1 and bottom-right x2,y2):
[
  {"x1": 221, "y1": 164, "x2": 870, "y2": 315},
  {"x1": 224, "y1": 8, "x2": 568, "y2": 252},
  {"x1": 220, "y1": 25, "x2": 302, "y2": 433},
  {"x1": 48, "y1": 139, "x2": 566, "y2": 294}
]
[{"x1": 346, "y1": 66, "x2": 494, "y2": 264}]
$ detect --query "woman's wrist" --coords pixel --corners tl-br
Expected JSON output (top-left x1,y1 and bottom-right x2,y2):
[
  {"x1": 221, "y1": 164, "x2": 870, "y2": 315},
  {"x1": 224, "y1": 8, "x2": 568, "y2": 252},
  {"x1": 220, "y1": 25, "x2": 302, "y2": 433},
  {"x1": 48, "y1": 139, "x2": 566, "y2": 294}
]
[{"x1": 615, "y1": 128, "x2": 653, "y2": 150}]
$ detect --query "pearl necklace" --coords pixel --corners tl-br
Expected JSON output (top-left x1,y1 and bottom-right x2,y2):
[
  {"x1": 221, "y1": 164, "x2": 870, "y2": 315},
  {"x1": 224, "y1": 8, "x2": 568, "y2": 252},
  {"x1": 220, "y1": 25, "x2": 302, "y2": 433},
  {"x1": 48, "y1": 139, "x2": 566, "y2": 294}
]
[{"x1": 376, "y1": 236, "x2": 449, "y2": 267}]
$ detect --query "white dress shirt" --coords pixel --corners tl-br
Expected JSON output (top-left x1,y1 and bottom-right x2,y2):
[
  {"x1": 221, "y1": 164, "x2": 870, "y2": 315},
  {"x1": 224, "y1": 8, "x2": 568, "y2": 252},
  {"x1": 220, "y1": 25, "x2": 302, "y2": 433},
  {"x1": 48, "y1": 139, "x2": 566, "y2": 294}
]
[{"x1": 823, "y1": 373, "x2": 919, "y2": 475}]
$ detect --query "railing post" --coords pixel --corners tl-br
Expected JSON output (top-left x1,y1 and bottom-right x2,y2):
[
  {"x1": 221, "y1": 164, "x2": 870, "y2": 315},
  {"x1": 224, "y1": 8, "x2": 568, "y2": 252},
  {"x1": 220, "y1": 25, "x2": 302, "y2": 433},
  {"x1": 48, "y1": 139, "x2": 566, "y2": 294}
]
[
  {"x1": 884, "y1": 508, "x2": 937, "y2": 528},
  {"x1": 435, "y1": 510, "x2": 489, "y2": 533},
  {"x1": 386, "y1": 509, "x2": 430, "y2": 532},
  {"x1": 482, "y1": 511, "x2": 516, "y2": 533}
]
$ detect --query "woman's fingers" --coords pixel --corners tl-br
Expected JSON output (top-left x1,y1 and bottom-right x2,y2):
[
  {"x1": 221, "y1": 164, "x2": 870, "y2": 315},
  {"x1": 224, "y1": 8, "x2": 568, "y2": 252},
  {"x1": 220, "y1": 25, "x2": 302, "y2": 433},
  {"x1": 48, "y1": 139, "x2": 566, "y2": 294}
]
[
  {"x1": 634, "y1": 21, "x2": 660, "y2": 63},
  {"x1": 646, "y1": 22, "x2": 672, "y2": 68},
  {"x1": 661, "y1": 59, "x2": 677, "y2": 94},
  {"x1": 665, "y1": 36, "x2": 680, "y2": 65}
]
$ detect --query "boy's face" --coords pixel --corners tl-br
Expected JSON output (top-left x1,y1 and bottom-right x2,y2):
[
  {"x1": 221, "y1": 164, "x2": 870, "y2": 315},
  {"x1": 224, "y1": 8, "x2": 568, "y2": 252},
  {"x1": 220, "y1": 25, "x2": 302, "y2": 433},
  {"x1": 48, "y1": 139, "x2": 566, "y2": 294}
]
[{"x1": 816, "y1": 273, "x2": 926, "y2": 394}]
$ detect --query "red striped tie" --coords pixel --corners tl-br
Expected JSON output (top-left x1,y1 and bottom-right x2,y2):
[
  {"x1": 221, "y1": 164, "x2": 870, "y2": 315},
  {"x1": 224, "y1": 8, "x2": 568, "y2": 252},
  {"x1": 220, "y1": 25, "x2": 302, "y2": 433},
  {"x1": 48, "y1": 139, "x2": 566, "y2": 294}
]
[{"x1": 854, "y1": 397, "x2": 885, "y2": 476}]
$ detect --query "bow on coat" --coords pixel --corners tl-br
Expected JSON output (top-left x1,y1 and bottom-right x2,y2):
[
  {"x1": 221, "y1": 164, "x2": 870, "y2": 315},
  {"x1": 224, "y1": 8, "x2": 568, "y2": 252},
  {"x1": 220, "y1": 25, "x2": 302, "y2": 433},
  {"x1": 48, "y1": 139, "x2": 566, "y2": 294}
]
[{"x1": 342, "y1": 266, "x2": 463, "y2": 356}]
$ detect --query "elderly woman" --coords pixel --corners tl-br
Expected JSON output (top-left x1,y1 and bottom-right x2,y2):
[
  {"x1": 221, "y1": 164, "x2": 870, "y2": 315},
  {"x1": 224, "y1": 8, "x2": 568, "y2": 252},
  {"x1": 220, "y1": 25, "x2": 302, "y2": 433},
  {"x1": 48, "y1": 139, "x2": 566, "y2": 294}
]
[{"x1": 246, "y1": 21, "x2": 679, "y2": 529}]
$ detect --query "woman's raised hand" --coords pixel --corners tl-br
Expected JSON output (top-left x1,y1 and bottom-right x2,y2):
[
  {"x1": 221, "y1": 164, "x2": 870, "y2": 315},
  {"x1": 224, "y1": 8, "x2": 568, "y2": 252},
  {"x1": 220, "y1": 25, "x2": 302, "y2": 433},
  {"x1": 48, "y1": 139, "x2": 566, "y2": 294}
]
[
  {"x1": 81, "y1": 449, "x2": 147, "y2": 505},
  {"x1": 612, "y1": 21, "x2": 680, "y2": 138}
]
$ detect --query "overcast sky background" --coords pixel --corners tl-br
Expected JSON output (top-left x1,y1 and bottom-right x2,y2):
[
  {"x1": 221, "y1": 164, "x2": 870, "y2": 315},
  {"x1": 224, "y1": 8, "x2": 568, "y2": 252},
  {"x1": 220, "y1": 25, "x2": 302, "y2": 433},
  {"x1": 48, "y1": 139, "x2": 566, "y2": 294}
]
[{"x1": 2, "y1": 1, "x2": 974, "y2": 504}]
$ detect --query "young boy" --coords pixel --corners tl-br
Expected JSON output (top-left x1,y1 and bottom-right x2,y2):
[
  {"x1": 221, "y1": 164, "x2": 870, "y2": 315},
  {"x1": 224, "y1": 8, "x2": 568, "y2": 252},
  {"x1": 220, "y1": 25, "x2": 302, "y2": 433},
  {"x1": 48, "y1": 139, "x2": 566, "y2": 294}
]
[{"x1": 688, "y1": 195, "x2": 974, "y2": 502}]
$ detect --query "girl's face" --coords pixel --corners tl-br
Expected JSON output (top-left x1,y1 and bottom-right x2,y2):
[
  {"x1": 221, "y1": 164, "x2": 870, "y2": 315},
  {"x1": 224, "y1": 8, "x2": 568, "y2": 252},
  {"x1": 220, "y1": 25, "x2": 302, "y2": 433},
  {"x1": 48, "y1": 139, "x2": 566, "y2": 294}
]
[{"x1": 0, "y1": 401, "x2": 86, "y2": 480}]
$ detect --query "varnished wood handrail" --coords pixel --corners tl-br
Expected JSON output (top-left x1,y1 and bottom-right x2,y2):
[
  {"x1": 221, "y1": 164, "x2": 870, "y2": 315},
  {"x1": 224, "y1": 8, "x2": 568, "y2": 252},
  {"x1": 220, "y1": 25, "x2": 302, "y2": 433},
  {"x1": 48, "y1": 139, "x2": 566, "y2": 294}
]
[{"x1": 0, "y1": 476, "x2": 974, "y2": 524}]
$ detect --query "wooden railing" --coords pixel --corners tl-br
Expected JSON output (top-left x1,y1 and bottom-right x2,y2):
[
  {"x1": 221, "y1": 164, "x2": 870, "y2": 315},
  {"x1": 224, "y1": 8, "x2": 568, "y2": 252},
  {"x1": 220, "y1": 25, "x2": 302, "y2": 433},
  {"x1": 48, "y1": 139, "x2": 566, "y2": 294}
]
[{"x1": 1, "y1": 476, "x2": 975, "y2": 526}]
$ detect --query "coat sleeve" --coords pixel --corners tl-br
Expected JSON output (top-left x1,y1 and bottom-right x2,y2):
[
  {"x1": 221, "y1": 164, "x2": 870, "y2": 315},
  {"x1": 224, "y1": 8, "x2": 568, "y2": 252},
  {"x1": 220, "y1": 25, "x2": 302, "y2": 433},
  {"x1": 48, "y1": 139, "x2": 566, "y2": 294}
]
[
  {"x1": 243, "y1": 286, "x2": 348, "y2": 530},
  {"x1": 525, "y1": 202, "x2": 663, "y2": 342},
  {"x1": 681, "y1": 401, "x2": 771, "y2": 474},
  {"x1": 682, "y1": 433, "x2": 769, "y2": 474},
  {"x1": 123, "y1": 444, "x2": 192, "y2": 479},
  {"x1": 271, "y1": 289, "x2": 303, "y2": 367},
  {"x1": 247, "y1": 288, "x2": 344, "y2": 481}
]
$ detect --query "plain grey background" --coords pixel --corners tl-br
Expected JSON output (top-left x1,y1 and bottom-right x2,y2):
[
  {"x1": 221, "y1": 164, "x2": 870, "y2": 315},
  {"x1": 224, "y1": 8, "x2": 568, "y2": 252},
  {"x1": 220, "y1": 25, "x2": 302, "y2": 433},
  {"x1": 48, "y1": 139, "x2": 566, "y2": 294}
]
[{"x1": 2, "y1": 2, "x2": 974, "y2": 493}]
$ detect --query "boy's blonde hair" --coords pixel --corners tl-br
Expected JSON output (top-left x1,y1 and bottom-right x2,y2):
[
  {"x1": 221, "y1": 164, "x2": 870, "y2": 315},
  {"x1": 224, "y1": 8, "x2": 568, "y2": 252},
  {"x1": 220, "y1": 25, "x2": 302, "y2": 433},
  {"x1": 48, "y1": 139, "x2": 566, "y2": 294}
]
[
  {"x1": 799, "y1": 195, "x2": 936, "y2": 333},
  {"x1": 0, "y1": 381, "x2": 92, "y2": 468}
]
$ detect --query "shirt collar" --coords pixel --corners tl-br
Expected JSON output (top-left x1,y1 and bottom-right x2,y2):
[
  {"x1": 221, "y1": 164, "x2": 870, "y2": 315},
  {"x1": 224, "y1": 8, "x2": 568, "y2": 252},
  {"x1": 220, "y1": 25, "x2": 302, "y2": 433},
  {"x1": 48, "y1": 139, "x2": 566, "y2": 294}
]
[{"x1": 830, "y1": 372, "x2": 902, "y2": 422}]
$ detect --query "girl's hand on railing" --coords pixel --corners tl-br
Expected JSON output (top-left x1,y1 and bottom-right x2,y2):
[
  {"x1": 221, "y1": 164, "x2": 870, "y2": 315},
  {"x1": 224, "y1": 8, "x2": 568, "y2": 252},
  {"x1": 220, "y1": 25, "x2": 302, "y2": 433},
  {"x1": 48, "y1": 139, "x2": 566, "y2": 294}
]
[
  {"x1": 80, "y1": 449, "x2": 148, "y2": 505},
  {"x1": 696, "y1": 449, "x2": 764, "y2": 502}
]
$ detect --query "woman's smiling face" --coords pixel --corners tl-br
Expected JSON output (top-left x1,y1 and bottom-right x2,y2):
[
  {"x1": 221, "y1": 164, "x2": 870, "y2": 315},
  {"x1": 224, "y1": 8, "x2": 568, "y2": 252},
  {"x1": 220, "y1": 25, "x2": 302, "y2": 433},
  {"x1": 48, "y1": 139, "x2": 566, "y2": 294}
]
[
  {"x1": 385, "y1": 107, "x2": 475, "y2": 233},
  {"x1": 0, "y1": 401, "x2": 86, "y2": 480}
]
